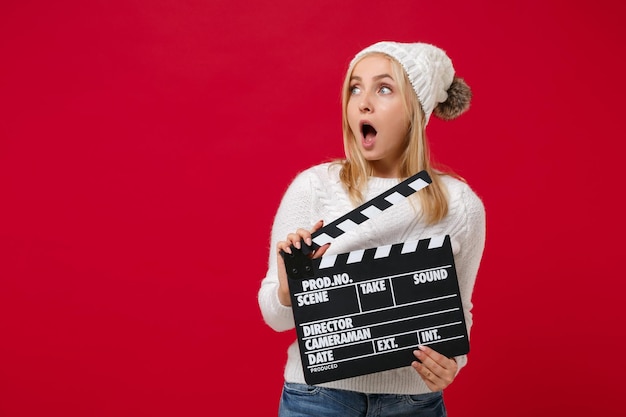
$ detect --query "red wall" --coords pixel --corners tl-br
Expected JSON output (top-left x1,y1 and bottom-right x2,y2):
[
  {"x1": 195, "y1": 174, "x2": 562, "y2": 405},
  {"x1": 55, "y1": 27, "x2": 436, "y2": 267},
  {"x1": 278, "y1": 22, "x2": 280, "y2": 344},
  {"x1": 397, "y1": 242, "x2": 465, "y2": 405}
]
[{"x1": 1, "y1": 1, "x2": 624, "y2": 415}]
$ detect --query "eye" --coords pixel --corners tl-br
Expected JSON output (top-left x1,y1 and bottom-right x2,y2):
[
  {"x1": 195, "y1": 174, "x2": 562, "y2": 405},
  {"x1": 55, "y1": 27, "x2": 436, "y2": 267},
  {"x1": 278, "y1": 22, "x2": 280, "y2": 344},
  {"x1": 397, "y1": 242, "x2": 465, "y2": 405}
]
[
  {"x1": 350, "y1": 85, "x2": 361, "y2": 95},
  {"x1": 379, "y1": 85, "x2": 392, "y2": 95}
]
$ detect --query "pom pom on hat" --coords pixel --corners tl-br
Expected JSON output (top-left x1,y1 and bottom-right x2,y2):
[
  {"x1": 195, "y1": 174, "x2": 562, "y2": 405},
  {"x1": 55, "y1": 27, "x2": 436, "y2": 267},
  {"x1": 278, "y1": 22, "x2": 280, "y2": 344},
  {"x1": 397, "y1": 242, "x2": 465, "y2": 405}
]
[
  {"x1": 433, "y1": 77, "x2": 472, "y2": 121},
  {"x1": 350, "y1": 41, "x2": 471, "y2": 125}
]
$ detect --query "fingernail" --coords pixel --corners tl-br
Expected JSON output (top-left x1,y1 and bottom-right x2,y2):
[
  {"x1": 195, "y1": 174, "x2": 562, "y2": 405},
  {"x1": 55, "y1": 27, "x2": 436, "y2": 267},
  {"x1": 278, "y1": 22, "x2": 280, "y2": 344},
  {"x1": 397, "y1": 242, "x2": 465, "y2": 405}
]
[
  {"x1": 294, "y1": 241, "x2": 301, "y2": 249},
  {"x1": 305, "y1": 237, "x2": 312, "y2": 246},
  {"x1": 418, "y1": 345, "x2": 426, "y2": 351}
]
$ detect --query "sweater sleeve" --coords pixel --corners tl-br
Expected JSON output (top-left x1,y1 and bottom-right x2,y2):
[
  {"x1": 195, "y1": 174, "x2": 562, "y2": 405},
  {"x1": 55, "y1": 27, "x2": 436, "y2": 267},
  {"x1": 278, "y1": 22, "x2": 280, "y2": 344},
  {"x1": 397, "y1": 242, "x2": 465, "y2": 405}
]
[
  {"x1": 258, "y1": 170, "x2": 317, "y2": 332},
  {"x1": 450, "y1": 183, "x2": 486, "y2": 371}
]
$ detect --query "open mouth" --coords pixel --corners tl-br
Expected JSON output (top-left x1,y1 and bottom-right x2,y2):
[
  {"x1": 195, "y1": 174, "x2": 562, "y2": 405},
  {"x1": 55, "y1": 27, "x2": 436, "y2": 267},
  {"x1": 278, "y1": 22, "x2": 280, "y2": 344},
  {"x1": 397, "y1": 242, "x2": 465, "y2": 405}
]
[{"x1": 361, "y1": 123, "x2": 377, "y2": 142}]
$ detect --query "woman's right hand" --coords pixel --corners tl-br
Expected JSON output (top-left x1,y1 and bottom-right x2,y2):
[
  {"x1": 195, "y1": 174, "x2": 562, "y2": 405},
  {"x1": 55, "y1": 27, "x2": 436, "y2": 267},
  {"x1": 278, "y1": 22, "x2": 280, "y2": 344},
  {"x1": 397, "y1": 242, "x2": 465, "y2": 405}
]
[{"x1": 276, "y1": 220, "x2": 330, "y2": 306}]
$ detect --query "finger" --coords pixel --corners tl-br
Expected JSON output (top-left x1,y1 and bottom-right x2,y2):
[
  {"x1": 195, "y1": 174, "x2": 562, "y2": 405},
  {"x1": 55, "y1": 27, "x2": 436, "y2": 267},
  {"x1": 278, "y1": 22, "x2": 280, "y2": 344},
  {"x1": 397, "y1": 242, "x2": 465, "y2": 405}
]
[
  {"x1": 278, "y1": 235, "x2": 301, "y2": 250},
  {"x1": 310, "y1": 219, "x2": 325, "y2": 233},
  {"x1": 413, "y1": 347, "x2": 443, "y2": 377},
  {"x1": 295, "y1": 228, "x2": 313, "y2": 247},
  {"x1": 413, "y1": 348, "x2": 456, "y2": 390},
  {"x1": 277, "y1": 240, "x2": 292, "y2": 255},
  {"x1": 415, "y1": 345, "x2": 453, "y2": 371},
  {"x1": 412, "y1": 357, "x2": 448, "y2": 393},
  {"x1": 411, "y1": 353, "x2": 438, "y2": 378},
  {"x1": 288, "y1": 228, "x2": 316, "y2": 248},
  {"x1": 284, "y1": 221, "x2": 326, "y2": 252},
  {"x1": 305, "y1": 220, "x2": 325, "y2": 252},
  {"x1": 286, "y1": 232, "x2": 307, "y2": 249},
  {"x1": 411, "y1": 360, "x2": 439, "y2": 387},
  {"x1": 311, "y1": 243, "x2": 331, "y2": 259}
]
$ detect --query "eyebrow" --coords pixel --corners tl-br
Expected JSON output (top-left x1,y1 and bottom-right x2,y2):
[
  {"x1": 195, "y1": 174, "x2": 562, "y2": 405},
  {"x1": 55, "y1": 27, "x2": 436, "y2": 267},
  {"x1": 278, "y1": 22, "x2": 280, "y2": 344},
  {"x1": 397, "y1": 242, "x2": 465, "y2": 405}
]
[{"x1": 350, "y1": 74, "x2": 395, "y2": 82}]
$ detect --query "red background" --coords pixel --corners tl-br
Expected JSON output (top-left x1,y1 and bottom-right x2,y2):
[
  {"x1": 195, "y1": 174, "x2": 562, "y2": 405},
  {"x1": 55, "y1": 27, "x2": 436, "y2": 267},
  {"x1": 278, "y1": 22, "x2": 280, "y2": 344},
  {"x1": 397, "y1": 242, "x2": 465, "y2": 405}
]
[{"x1": 1, "y1": 1, "x2": 625, "y2": 416}]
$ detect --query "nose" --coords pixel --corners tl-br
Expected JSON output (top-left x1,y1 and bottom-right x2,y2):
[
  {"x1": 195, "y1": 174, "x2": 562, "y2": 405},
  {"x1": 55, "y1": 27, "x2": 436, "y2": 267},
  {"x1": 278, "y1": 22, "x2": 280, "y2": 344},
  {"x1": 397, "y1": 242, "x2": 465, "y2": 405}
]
[{"x1": 358, "y1": 94, "x2": 372, "y2": 113}]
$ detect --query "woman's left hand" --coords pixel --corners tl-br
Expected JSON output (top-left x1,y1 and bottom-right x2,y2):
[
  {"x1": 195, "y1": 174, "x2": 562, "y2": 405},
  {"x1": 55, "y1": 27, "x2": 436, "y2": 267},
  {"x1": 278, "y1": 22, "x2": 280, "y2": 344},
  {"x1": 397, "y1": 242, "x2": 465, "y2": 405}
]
[{"x1": 411, "y1": 345, "x2": 458, "y2": 391}]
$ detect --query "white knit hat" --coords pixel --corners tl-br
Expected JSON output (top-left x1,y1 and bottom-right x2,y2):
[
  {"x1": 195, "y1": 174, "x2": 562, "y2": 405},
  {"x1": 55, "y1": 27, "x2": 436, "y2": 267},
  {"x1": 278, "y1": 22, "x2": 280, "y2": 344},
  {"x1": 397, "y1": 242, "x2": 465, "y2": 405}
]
[{"x1": 350, "y1": 41, "x2": 471, "y2": 125}]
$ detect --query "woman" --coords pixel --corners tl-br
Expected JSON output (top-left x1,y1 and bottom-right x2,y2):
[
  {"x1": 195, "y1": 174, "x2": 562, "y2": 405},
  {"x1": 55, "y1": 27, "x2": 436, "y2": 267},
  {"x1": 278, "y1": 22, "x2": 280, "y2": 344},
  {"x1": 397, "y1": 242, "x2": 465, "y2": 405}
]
[{"x1": 258, "y1": 41, "x2": 486, "y2": 417}]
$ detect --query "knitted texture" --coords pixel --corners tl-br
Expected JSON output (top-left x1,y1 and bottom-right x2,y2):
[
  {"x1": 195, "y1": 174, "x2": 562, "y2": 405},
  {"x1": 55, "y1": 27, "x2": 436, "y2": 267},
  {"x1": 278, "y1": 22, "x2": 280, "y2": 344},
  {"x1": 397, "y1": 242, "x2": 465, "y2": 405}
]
[
  {"x1": 258, "y1": 163, "x2": 486, "y2": 395},
  {"x1": 351, "y1": 42, "x2": 456, "y2": 125}
]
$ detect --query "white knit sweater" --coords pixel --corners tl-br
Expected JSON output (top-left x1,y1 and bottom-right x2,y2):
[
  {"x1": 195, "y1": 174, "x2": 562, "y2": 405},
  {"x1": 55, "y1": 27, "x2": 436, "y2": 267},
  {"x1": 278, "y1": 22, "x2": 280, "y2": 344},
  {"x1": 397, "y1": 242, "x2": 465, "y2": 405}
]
[{"x1": 258, "y1": 162, "x2": 486, "y2": 395}]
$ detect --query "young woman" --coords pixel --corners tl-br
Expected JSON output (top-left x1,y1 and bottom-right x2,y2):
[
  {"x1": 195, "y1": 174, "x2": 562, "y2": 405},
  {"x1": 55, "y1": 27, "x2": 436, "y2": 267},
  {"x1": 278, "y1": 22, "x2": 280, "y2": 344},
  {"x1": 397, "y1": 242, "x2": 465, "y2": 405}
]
[{"x1": 258, "y1": 41, "x2": 486, "y2": 417}]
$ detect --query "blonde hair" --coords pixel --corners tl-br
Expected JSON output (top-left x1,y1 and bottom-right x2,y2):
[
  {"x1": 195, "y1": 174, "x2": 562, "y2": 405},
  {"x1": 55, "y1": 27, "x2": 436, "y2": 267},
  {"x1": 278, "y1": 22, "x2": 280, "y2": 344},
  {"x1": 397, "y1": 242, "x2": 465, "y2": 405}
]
[{"x1": 336, "y1": 52, "x2": 450, "y2": 224}]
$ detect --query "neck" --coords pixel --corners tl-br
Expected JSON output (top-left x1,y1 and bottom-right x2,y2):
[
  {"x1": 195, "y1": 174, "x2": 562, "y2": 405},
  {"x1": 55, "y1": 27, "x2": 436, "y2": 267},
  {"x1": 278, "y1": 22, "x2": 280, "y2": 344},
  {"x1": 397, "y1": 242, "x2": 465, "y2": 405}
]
[{"x1": 370, "y1": 161, "x2": 400, "y2": 178}]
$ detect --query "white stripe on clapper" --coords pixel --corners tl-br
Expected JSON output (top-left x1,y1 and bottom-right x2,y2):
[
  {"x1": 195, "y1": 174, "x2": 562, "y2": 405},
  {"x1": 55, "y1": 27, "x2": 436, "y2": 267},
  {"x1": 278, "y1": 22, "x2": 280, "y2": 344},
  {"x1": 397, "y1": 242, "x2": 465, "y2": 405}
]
[
  {"x1": 337, "y1": 219, "x2": 359, "y2": 233},
  {"x1": 384, "y1": 191, "x2": 405, "y2": 205},
  {"x1": 401, "y1": 240, "x2": 419, "y2": 254},
  {"x1": 360, "y1": 205, "x2": 383, "y2": 220},
  {"x1": 373, "y1": 244, "x2": 392, "y2": 259},
  {"x1": 408, "y1": 178, "x2": 429, "y2": 191},
  {"x1": 313, "y1": 233, "x2": 334, "y2": 247},
  {"x1": 427, "y1": 235, "x2": 445, "y2": 249},
  {"x1": 318, "y1": 254, "x2": 338, "y2": 269},
  {"x1": 347, "y1": 249, "x2": 365, "y2": 264}
]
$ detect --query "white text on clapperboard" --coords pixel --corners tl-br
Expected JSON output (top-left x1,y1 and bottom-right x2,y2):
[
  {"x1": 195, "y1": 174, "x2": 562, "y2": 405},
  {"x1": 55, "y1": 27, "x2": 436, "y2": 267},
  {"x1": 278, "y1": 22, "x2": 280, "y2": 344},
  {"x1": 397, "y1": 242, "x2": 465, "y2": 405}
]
[{"x1": 296, "y1": 268, "x2": 450, "y2": 368}]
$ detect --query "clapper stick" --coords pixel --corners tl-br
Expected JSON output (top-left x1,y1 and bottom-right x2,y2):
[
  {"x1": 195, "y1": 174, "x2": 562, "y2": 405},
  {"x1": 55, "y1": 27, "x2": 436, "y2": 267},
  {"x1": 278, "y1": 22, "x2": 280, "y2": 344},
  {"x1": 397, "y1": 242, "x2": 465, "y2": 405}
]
[
  {"x1": 293, "y1": 170, "x2": 432, "y2": 258},
  {"x1": 282, "y1": 170, "x2": 431, "y2": 280}
]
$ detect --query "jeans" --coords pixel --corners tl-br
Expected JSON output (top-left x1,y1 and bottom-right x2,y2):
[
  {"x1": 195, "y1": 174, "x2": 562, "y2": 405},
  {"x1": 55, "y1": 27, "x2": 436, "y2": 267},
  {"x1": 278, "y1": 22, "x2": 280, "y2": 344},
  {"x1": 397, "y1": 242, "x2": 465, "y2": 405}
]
[{"x1": 278, "y1": 382, "x2": 447, "y2": 417}]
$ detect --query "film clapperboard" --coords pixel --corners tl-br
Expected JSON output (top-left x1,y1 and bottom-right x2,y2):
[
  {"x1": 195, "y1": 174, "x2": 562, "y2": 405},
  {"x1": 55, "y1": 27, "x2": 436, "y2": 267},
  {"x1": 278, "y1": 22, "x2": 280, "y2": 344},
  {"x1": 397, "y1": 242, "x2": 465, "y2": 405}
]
[{"x1": 282, "y1": 170, "x2": 469, "y2": 385}]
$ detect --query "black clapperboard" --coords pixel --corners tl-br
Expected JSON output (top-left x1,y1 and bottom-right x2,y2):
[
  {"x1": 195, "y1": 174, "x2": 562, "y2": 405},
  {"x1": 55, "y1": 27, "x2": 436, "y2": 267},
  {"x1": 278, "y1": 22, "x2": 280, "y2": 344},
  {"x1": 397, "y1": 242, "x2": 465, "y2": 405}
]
[{"x1": 282, "y1": 170, "x2": 469, "y2": 385}]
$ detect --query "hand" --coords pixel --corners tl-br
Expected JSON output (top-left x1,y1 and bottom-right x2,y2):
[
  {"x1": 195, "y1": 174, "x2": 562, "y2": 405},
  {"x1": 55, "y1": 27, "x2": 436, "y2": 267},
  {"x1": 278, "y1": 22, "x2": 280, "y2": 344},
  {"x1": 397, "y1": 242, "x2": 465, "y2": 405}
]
[
  {"x1": 411, "y1": 345, "x2": 458, "y2": 391},
  {"x1": 276, "y1": 220, "x2": 330, "y2": 306}
]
